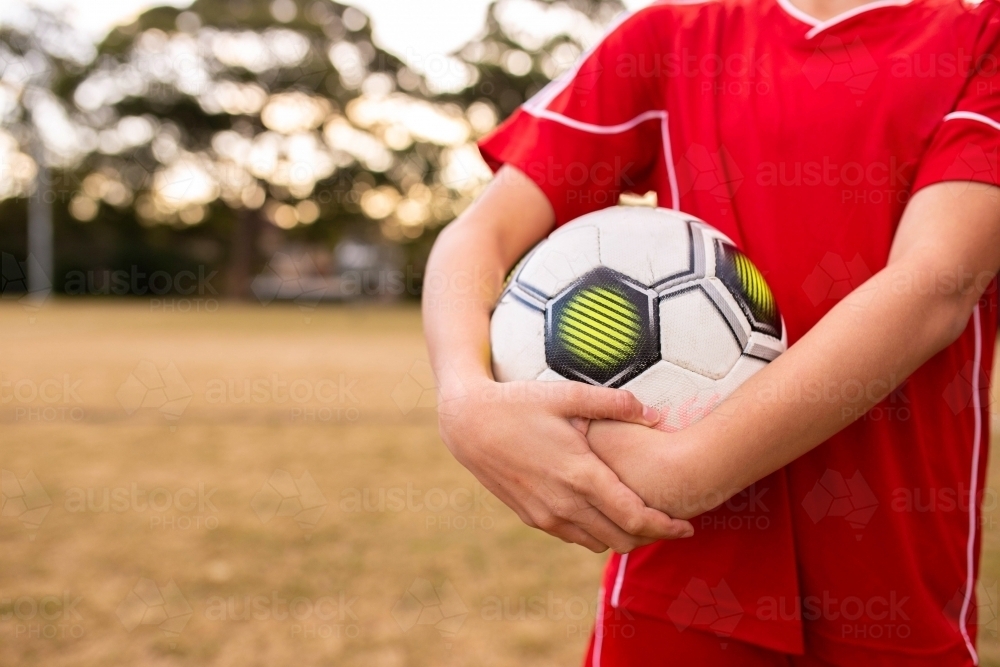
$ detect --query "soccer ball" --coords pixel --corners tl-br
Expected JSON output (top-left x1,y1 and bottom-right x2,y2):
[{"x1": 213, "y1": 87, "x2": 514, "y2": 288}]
[{"x1": 490, "y1": 206, "x2": 786, "y2": 431}]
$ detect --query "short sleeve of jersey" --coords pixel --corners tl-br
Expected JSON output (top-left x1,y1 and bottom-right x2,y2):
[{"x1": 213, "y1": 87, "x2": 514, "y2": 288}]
[
  {"x1": 913, "y1": 6, "x2": 1000, "y2": 192},
  {"x1": 478, "y1": 10, "x2": 668, "y2": 225}
]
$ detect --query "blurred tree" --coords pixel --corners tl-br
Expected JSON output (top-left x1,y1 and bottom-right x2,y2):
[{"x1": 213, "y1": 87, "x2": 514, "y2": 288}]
[
  {"x1": 0, "y1": 0, "x2": 626, "y2": 302},
  {"x1": 0, "y1": 6, "x2": 95, "y2": 303},
  {"x1": 66, "y1": 0, "x2": 476, "y2": 298}
]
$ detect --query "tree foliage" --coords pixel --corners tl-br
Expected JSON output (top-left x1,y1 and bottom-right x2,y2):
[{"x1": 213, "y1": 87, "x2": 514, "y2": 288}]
[{"x1": 0, "y1": 0, "x2": 625, "y2": 298}]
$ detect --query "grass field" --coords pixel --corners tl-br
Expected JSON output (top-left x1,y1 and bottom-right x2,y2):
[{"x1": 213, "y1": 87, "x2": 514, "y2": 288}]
[{"x1": 2, "y1": 301, "x2": 1000, "y2": 666}]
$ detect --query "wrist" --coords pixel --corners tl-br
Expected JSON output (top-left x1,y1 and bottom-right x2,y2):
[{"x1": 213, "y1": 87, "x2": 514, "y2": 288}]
[
  {"x1": 644, "y1": 423, "x2": 724, "y2": 519},
  {"x1": 430, "y1": 356, "x2": 490, "y2": 407}
]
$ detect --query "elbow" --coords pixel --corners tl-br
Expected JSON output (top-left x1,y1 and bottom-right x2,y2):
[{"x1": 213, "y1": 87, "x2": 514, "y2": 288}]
[
  {"x1": 928, "y1": 288, "x2": 983, "y2": 353},
  {"x1": 940, "y1": 302, "x2": 977, "y2": 350},
  {"x1": 897, "y1": 255, "x2": 990, "y2": 354}
]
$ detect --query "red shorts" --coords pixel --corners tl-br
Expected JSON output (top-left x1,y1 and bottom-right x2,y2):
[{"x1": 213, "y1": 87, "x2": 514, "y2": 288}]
[
  {"x1": 582, "y1": 589, "x2": 795, "y2": 667},
  {"x1": 581, "y1": 589, "x2": 973, "y2": 667}
]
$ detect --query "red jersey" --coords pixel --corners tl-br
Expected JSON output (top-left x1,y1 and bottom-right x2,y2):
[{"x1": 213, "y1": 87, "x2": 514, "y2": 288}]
[{"x1": 480, "y1": 0, "x2": 1000, "y2": 663}]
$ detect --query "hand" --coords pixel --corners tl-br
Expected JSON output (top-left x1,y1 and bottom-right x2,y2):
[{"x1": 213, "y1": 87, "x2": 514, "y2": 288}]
[
  {"x1": 438, "y1": 378, "x2": 695, "y2": 553},
  {"x1": 587, "y1": 418, "x2": 714, "y2": 521}
]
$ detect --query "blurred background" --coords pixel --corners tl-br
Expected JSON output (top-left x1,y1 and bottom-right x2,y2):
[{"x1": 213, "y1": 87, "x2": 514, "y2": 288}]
[
  {"x1": 0, "y1": 0, "x2": 644, "y2": 303},
  {"x1": 2, "y1": 0, "x2": 1000, "y2": 666}
]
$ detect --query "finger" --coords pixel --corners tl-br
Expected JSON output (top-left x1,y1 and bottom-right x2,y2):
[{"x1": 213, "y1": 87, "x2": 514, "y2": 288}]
[
  {"x1": 522, "y1": 469, "x2": 638, "y2": 553},
  {"x1": 551, "y1": 385, "x2": 659, "y2": 426},
  {"x1": 579, "y1": 460, "x2": 694, "y2": 540},
  {"x1": 546, "y1": 521, "x2": 610, "y2": 553},
  {"x1": 567, "y1": 505, "x2": 659, "y2": 554}
]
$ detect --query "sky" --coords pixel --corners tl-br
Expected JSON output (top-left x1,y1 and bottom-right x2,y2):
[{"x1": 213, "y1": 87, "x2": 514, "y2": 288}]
[{"x1": 8, "y1": 0, "x2": 655, "y2": 68}]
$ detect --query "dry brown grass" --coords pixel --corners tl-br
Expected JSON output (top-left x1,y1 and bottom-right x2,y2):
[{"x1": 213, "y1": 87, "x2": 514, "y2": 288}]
[{"x1": 1, "y1": 301, "x2": 999, "y2": 666}]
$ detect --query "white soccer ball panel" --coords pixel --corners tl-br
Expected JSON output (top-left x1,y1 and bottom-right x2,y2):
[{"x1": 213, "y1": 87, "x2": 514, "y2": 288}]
[
  {"x1": 724, "y1": 355, "x2": 769, "y2": 390},
  {"x1": 622, "y1": 356, "x2": 771, "y2": 432},
  {"x1": 659, "y1": 289, "x2": 742, "y2": 379},
  {"x1": 490, "y1": 296, "x2": 547, "y2": 382},
  {"x1": 620, "y1": 360, "x2": 722, "y2": 432},
  {"x1": 709, "y1": 356, "x2": 769, "y2": 411},
  {"x1": 595, "y1": 210, "x2": 692, "y2": 286},
  {"x1": 566, "y1": 205, "x2": 704, "y2": 231},
  {"x1": 516, "y1": 224, "x2": 600, "y2": 298},
  {"x1": 694, "y1": 220, "x2": 736, "y2": 247},
  {"x1": 536, "y1": 368, "x2": 568, "y2": 382}
]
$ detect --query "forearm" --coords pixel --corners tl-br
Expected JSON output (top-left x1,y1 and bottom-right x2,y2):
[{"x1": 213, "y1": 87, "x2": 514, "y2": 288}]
[
  {"x1": 422, "y1": 167, "x2": 554, "y2": 386},
  {"x1": 422, "y1": 220, "x2": 505, "y2": 384},
  {"x1": 675, "y1": 257, "x2": 972, "y2": 513},
  {"x1": 590, "y1": 183, "x2": 1000, "y2": 519}
]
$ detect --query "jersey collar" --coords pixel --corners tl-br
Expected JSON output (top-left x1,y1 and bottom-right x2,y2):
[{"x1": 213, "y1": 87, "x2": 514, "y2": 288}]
[{"x1": 776, "y1": 0, "x2": 915, "y2": 38}]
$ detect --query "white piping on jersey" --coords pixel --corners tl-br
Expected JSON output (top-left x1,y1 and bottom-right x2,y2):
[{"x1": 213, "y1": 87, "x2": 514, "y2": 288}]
[
  {"x1": 776, "y1": 0, "x2": 914, "y2": 39},
  {"x1": 592, "y1": 586, "x2": 606, "y2": 667},
  {"x1": 522, "y1": 10, "x2": 682, "y2": 211},
  {"x1": 610, "y1": 552, "x2": 629, "y2": 607},
  {"x1": 945, "y1": 110, "x2": 1000, "y2": 134},
  {"x1": 525, "y1": 107, "x2": 664, "y2": 136},
  {"x1": 522, "y1": 107, "x2": 682, "y2": 212},
  {"x1": 959, "y1": 304, "x2": 983, "y2": 665},
  {"x1": 776, "y1": 0, "x2": 823, "y2": 26}
]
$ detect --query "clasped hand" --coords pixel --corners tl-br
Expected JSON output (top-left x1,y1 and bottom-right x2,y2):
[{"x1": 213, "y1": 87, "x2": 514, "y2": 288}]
[{"x1": 437, "y1": 378, "x2": 694, "y2": 554}]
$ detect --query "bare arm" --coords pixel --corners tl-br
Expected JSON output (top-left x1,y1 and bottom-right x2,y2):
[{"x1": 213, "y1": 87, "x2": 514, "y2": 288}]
[
  {"x1": 423, "y1": 166, "x2": 694, "y2": 553},
  {"x1": 587, "y1": 182, "x2": 1000, "y2": 518}
]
